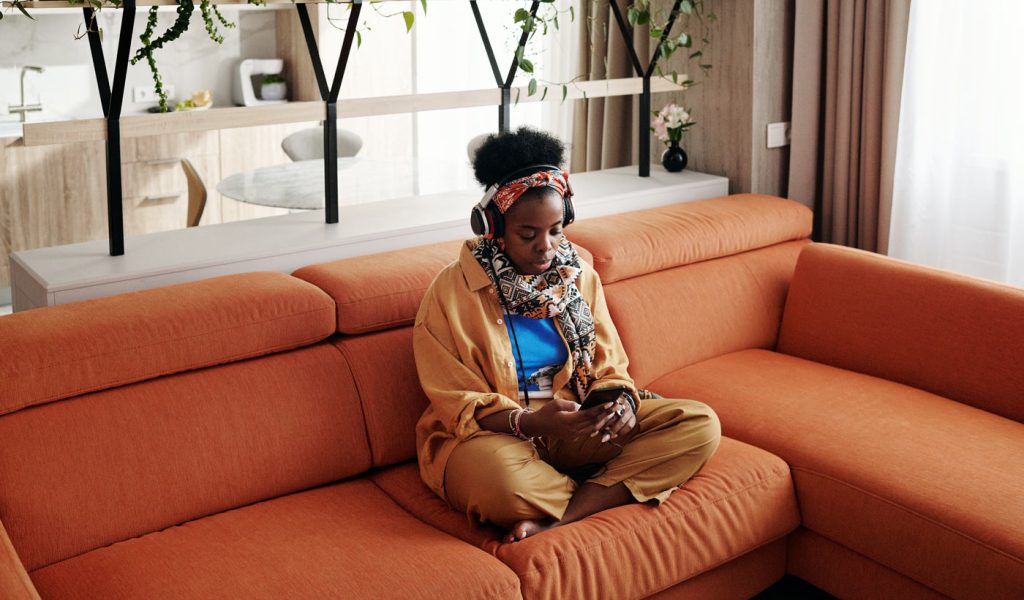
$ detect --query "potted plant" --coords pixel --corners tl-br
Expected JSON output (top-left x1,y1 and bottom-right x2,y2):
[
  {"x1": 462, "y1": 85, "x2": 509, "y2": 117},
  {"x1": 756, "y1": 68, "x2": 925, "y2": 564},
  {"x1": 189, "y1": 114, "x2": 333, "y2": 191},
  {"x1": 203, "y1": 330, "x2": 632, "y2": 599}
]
[{"x1": 259, "y1": 73, "x2": 287, "y2": 101}]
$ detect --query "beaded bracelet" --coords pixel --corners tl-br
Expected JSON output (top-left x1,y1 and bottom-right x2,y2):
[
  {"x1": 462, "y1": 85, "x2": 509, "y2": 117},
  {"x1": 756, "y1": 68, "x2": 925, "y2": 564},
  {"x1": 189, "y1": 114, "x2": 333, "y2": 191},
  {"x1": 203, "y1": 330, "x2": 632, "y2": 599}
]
[{"x1": 511, "y1": 407, "x2": 534, "y2": 441}]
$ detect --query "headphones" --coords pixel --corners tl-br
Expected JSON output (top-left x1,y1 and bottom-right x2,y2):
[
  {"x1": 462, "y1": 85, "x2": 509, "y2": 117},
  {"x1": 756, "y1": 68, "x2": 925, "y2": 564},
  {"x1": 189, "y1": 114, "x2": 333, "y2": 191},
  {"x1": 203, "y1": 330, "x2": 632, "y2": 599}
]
[{"x1": 470, "y1": 164, "x2": 576, "y2": 239}]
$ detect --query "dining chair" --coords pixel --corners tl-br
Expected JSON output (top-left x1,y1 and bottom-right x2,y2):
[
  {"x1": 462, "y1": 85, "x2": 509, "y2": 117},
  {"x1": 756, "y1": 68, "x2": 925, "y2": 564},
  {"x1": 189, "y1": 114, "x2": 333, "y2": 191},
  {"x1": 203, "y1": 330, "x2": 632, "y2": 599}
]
[
  {"x1": 181, "y1": 158, "x2": 207, "y2": 228},
  {"x1": 281, "y1": 127, "x2": 363, "y2": 161}
]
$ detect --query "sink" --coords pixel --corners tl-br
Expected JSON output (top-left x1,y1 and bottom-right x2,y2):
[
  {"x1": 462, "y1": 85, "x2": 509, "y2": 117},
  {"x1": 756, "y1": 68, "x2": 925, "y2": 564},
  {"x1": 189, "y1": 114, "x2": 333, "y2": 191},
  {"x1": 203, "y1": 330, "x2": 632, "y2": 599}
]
[{"x1": 0, "y1": 122, "x2": 23, "y2": 139}]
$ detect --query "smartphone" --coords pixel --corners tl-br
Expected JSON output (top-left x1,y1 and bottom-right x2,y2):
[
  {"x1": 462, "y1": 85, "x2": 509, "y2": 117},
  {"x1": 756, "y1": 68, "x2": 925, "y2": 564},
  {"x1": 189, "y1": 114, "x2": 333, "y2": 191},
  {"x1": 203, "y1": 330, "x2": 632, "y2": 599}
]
[{"x1": 580, "y1": 385, "x2": 628, "y2": 410}]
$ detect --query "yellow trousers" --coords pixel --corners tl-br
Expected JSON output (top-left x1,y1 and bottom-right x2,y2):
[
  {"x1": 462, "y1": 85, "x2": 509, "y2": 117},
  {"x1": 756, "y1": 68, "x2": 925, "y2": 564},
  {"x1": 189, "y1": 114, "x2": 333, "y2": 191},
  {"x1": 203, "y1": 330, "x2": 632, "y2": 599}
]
[{"x1": 444, "y1": 398, "x2": 721, "y2": 528}]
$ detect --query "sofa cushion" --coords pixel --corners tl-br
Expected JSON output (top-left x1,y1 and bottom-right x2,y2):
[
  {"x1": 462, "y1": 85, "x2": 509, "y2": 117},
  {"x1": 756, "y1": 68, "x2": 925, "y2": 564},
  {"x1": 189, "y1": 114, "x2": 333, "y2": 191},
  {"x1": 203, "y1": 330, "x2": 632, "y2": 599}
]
[
  {"x1": 602, "y1": 240, "x2": 806, "y2": 387},
  {"x1": 778, "y1": 243, "x2": 1024, "y2": 423},
  {"x1": 0, "y1": 343, "x2": 370, "y2": 572},
  {"x1": 370, "y1": 437, "x2": 799, "y2": 600},
  {"x1": 566, "y1": 194, "x2": 811, "y2": 283},
  {"x1": 0, "y1": 272, "x2": 335, "y2": 416},
  {"x1": 29, "y1": 481, "x2": 522, "y2": 600},
  {"x1": 333, "y1": 327, "x2": 428, "y2": 467},
  {"x1": 651, "y1": 349, "x2": 1024, "y2": 599},
  {"x1": 293, "y1": 240, "x2": 463, "y2": 335}
]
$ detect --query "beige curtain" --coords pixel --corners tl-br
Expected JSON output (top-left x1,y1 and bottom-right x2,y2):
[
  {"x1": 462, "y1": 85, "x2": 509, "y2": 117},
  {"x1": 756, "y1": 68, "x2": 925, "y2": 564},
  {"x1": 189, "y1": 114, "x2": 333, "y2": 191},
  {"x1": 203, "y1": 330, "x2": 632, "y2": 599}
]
[
  {"x1": 788, "y1": 0, "x2": 911, "y2": 253},
  {"x1": 571, "y1": 0, "x2": 653, "y2": 173}
]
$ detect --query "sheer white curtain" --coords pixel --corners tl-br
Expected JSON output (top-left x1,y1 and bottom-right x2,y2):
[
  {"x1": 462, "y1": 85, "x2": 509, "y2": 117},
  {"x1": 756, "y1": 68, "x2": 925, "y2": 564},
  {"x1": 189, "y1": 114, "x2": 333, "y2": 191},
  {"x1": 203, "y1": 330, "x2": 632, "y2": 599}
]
[{"x1": 889, "y1": 0, "x2": 1024, "y2": 286}]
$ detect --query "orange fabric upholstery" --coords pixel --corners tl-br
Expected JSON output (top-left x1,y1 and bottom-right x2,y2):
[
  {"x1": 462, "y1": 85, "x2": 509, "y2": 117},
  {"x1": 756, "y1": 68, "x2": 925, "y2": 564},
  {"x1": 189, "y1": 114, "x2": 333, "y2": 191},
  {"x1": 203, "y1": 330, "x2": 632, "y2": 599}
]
[
  {"x1": 652, "y1": 349, "x2": 1024, "y2": 599},
  {"x1": 0, "y1": 344, "x2": 370, "y2": 572},
  {"x1": 332, "y1": 328, "x2": 428, "y2": 467},
  {"x1": 371, "y1": 437, "x2": 800, "y2": 600},
  {"x1": 603, "y1": 240, "x2": 807, "y2": 387},
  {"x1": 644, "y1": 539, "x2": 785, "y2": 600},
  {"x1": 29, "y1": 481, "x2": 522, "y2": 600},
  {"x1": 293, "y1": 240, "x2": 592, "y2": 335},
  {"x1": 0, "y1": 520, "x2": 38, "y2": 600},
  {"x1": 0, "y1": 272, "x2": 335, "y2": 416},
  {"x1": 778, "y1": 243, "x2": 1024, "y2": 423},
  {"x1": 292, "y1": 240, "x2": 463, "y2": 334},
  {"x1": 566, "y1": 194, "x2": 811, "y2": 283},
  {"x1": 787, "y1": 529, "x2": 947, "y2": 600}
]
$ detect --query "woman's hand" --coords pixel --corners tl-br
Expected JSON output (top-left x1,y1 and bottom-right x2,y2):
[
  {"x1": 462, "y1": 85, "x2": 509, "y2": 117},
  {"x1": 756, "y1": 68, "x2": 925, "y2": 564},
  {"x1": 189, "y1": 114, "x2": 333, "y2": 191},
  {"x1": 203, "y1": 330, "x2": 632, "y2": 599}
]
[
  {"x1": 590, "y1": 395, "x2": 636, "y2": 442},
  {"x1": 522, "y1": 399, "x2": 618, "y2": 442}
]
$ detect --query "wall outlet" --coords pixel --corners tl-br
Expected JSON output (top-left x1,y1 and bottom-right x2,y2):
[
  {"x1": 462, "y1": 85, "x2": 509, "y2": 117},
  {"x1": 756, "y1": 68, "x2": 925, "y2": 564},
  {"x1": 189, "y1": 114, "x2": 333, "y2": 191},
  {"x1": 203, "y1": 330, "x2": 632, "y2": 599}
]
[
  {"x1": 132, "y1": 85, "x2": 174, "y2": 104},
  {"x1": 766, "y1": 121, "x2": 791, "y2": 148}
]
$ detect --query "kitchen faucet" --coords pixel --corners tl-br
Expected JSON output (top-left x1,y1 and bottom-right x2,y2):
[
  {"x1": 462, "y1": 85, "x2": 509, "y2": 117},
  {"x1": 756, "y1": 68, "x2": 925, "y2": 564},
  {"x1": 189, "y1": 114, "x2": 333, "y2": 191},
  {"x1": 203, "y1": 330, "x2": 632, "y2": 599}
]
[{"x1": 9, "y1": 66, "x2": 44, "y2": 123}]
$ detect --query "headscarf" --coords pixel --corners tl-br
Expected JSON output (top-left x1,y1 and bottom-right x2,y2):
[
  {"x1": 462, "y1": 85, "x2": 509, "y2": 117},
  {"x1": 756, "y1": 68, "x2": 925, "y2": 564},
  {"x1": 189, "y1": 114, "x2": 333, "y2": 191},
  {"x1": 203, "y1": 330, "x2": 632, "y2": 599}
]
[
  {"x1": 491, "y1": 168, "x2": 570, "y2": 215},
  {"x1": 473, "y1": 235, "x2": 596, "y2": 401}
]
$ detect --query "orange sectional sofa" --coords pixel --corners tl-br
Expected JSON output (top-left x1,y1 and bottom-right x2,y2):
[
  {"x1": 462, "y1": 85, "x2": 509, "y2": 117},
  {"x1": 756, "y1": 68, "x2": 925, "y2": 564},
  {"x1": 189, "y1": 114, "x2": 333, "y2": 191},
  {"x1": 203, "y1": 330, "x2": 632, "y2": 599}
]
[{"x1": 0, "y1": 195, "x2": 1021, "y2": 599}]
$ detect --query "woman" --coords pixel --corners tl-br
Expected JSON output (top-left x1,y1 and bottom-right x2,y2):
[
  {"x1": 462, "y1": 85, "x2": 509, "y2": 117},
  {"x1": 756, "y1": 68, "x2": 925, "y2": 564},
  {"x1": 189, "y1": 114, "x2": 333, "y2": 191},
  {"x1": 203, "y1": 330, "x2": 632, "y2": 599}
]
[{"x1": 414, "y1": 127, "x2": 720, "y2": 543}]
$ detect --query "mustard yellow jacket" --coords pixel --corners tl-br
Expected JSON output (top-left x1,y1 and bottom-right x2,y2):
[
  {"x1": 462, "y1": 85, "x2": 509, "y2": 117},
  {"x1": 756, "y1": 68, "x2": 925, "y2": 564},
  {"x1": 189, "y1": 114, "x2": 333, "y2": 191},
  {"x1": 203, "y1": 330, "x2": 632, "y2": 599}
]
[{"x1": 413, "y1": 239, "x2": 637, "y2": 500}]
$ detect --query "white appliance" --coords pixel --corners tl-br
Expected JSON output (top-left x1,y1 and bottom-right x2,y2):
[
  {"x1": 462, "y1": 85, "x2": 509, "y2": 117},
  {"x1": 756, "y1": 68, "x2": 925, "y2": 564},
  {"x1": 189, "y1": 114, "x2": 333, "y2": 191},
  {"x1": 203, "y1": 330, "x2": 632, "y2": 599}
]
[{"x1": 232, "y1": 58, "x2": 287, "y2": 107}]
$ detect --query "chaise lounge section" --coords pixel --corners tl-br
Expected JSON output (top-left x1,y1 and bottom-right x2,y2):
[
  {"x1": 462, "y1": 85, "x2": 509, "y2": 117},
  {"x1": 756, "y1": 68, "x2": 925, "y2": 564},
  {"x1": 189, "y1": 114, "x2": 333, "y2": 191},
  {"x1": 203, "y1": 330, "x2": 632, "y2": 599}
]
[{"x1": 0, "y1": 194, "x2": 1020, "y2": 598}]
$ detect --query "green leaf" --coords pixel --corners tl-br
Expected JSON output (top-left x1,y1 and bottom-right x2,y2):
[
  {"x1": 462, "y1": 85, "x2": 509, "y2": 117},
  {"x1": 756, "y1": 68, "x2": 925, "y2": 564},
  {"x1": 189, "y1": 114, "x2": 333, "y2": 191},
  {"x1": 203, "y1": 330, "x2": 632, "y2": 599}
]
[
  {"x1": 562, "y1": 84, "x2": 568, "y2": 101},
  {"x1": 553, "y1": 15, "x2": 558, "y2": 30},
  {"x1": 700, "y1": 63, "x2": 713, "y2": 70},
  {"x1": 514, "y1": 8, "x2": 529, "y2": 23},
  {"x1": 356, "y1": 30, "x2": 362, "y2": 48},
  {"x1": 636, "y1": 10, "x2": 650, "y2": 25},
  {"x1": 402, "y1": 11, "x2": 414, "y2": 32},
  {"x1": 569, "y1": 5, "x2": 574, "y2": 21},
  {"x1": 519, "y1": 58, "x2": 534, "y2": 73},
  {"x1": 627, "y1": 7, "x2": 639, "y2": 26},
  {"x1": 680, "y1": 0, "x2": 694, "y2": 15},
  {"x1": 515, "y1": 88, "x2": 521, "y2": 104},
  {"x1": 420, "y1": 0, "x2": 427, "y2": 14},
  {"x1": 515, "y1": 47, "x2": 524, "y2": 62},
  {"x1": 540, "y1": 86, "x2": 548, "y2": 101},
  {"x1": 528, "y1": 78, "x2": 537, "y2": 96},
  {"x1": 678, "y1": 33, "x2": 691, "y2": 47},
  {"x1": 672, "y1": 70, "x2": 678, "y2": 83},
  {"x1": 15, "y1": 1, "x2": 36, "y2": 19},
  {"x1": 650, "y1": 26, "x2": 662, "y2": 39},
  {"x1": 689, "y1": 50, "x2": 702, "y2": 59}
]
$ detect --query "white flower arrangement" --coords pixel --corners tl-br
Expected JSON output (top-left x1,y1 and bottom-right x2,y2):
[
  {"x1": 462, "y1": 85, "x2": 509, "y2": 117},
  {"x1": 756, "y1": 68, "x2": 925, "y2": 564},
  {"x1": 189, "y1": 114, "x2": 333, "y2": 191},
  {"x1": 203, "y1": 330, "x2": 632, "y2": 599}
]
[{"x1": 651, "y1": 103, "x2": 696, "y2": 146}]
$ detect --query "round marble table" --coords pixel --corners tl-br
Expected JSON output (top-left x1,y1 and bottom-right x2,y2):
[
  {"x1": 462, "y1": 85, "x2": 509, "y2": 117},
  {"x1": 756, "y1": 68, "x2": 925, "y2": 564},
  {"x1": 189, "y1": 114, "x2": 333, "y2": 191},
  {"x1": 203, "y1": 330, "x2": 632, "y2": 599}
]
[{"x1": 216, "y1": 156, "x2": 479, "y2": 210}]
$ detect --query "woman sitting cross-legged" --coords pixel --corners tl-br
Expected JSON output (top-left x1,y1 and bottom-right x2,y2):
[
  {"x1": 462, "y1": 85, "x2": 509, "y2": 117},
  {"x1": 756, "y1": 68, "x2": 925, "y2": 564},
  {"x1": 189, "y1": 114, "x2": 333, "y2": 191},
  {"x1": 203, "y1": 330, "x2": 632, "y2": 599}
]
[{"x1": 413, "y1": 127, "x2": 721, "y2": 543}]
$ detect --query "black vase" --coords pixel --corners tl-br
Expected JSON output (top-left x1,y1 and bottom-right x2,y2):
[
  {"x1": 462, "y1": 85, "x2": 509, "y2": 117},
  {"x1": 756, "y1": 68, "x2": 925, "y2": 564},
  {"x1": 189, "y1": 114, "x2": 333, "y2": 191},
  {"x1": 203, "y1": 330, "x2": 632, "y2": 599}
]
[{"x1": 661, "y1": 142, "x2": 688, "y2": 172}]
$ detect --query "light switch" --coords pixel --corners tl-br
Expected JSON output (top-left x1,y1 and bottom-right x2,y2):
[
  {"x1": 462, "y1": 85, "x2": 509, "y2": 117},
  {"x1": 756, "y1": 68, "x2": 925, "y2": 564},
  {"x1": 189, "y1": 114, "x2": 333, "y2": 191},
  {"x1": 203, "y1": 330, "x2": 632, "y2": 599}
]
[{"x1": 767, "y1": 121, "x2": 791, "y2": 148}]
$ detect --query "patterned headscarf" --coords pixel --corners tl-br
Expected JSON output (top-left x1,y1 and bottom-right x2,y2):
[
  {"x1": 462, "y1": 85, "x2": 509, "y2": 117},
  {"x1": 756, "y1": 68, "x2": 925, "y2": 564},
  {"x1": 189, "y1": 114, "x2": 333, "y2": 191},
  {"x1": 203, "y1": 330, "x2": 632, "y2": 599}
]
[
  {"x1": 492, "y1": 168, "x2": 570, "y2": 214},
  {"x1": 473, "y1": 235, "x2": 596, "y2": 401}
]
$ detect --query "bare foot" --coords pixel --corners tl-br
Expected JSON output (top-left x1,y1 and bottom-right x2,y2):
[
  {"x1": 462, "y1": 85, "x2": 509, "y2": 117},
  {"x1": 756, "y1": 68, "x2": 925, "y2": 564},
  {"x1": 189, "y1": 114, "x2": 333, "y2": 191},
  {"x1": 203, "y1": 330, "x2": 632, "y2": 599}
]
[{"x1": 503, "y1": 518, "x2": 554, "y2": 543}]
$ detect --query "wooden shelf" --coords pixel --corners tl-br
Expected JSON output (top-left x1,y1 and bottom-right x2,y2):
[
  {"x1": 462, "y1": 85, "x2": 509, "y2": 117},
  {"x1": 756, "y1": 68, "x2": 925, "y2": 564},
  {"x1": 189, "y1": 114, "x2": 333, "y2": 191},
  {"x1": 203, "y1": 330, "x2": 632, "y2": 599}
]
[
  {"x1": 5, "y1": 0, "x2": 324, "y2": 8},
  {"x1": 22, "y1": 77, "x2": 685, "y2": 146}
]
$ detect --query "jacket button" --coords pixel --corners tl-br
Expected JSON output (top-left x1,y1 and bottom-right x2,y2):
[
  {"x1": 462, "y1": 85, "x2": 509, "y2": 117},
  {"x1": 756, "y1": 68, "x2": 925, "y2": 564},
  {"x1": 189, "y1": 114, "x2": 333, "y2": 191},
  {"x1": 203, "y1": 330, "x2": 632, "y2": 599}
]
[
  {"x1": 496, "y1": 318, "x2": 503, "y2": 325},
  {"x1": 507, "y1": 361, "x2": 514, "y2": 368}
]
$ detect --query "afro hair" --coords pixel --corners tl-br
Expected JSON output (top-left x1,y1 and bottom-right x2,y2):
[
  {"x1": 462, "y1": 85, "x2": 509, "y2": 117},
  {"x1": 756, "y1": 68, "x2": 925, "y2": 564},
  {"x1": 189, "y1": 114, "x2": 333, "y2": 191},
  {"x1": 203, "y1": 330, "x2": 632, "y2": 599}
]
[{"x1": 471, "y1": 126, "x2": 566, "y2": 188}]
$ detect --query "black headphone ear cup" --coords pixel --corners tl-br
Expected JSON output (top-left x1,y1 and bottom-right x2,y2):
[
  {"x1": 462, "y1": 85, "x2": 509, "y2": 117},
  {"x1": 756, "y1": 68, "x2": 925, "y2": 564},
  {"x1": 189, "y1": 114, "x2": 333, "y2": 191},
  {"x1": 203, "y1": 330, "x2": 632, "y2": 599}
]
[
  {"x1": 562, "y1": 194, "x2": 576, "y2": 227},
  {"x1": 470, "y1": 206, "x2": 488, "y2": 237},
  {"x1": 488, "y1": 204, "x2": 504, "y2": 239}
]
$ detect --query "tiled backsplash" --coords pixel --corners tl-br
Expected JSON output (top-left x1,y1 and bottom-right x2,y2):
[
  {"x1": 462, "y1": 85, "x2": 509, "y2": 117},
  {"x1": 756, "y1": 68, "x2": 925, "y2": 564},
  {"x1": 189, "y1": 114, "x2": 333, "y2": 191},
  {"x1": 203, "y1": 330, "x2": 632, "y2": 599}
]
[{"x1": 0, "y1": 8, "x2": 276, "y2": 123}]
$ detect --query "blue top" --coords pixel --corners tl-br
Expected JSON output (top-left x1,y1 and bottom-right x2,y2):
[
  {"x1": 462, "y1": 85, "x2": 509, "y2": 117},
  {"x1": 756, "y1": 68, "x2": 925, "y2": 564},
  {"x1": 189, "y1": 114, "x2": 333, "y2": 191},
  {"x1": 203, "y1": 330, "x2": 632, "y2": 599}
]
[{"x1": 504, "y1": 315, "x2": 569, "y2": 398}]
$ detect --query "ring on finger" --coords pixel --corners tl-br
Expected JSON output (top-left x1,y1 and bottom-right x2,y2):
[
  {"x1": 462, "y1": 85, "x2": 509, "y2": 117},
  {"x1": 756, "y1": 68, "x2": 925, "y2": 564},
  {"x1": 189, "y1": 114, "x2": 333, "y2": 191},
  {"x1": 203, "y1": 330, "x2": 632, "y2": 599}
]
[{"x1": 615, "y1": 405, "x2": 625, "y2": 417}]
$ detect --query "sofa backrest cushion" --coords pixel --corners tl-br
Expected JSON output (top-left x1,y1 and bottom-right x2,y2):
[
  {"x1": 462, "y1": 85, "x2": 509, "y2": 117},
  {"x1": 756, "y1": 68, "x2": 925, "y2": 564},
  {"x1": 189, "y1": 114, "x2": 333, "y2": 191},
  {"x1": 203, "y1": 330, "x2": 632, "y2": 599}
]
[
  {"x1": 293, "y1": 241, "x2": 463, "y2": 335},
  {"x1": 606, "y1": 240, "x2": 808, "y2": 388},
  {"x1": 293, "y1": 241, "x2": 593, "y2": 335},
  {"x1": 566, "y1": 194, "x2": 812, "y2": 283},
  {"x1": 778, "y1": 243, "x2": 1024, "y2": 423},
  {"x1": 0, "y1": 343, "x2": 371, "y2": 572},
  {"x1": 333, "y1": 327, "x2": 428, "y2": 466},
  {"x1": 0, "y1": 272, "x2": 335, "y2": 417}
]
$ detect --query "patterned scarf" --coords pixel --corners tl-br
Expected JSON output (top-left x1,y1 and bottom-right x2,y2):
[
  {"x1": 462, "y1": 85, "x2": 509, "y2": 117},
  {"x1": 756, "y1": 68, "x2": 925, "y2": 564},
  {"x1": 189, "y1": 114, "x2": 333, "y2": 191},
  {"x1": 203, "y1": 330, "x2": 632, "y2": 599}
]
[{"x1": 473, "y1": 236, "x2": 596, "y2": 400}]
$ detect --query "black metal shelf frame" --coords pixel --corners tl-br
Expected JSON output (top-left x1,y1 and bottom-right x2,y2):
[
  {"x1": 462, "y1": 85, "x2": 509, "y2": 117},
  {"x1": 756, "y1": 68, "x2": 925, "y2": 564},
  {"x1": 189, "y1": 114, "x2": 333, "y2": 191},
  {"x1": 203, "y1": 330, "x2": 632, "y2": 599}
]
[{"x1": 81, "y1": 0, "x2": 681, "y2": 257}]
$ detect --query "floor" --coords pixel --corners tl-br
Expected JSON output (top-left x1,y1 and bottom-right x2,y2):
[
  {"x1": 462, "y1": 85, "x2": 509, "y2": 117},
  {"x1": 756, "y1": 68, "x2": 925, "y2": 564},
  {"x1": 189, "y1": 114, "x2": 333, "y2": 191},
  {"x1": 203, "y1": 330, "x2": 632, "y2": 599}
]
[{"x1": 754, "y1": 575, "x2": 835, "y2": 599}]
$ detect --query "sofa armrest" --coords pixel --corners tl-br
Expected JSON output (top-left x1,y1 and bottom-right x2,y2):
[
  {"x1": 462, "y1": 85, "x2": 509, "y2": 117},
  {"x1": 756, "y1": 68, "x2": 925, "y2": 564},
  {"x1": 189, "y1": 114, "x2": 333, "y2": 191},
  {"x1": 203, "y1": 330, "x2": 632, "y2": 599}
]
[
  {"x1": 0, "y1": 519, "x2": 39, "y2": 600},
  {"x1": 777, "y1": 243, "x2": 1024, "y2": 422}
]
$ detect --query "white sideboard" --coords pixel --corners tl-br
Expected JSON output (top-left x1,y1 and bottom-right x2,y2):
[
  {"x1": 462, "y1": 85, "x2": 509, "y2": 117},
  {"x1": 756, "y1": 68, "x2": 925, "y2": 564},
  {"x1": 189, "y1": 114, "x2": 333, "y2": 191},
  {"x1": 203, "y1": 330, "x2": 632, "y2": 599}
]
[{"x1": 10, "y1": 165, "x2": 728, "y2": 311}]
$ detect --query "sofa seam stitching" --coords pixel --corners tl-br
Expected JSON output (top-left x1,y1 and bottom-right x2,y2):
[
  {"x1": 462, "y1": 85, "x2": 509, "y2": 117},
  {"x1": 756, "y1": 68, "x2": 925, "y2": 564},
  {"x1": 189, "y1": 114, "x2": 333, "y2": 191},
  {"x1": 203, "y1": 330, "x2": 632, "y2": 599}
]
[{"x1": 792, "y1": 466, "x2": 1024, "y2": 566}]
